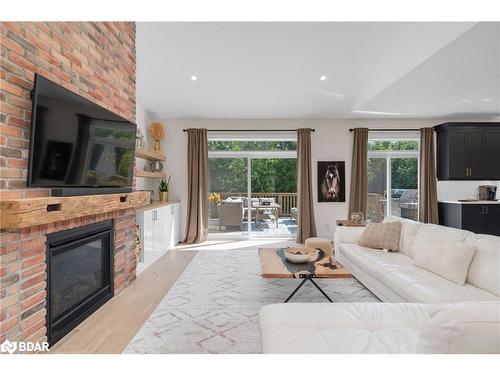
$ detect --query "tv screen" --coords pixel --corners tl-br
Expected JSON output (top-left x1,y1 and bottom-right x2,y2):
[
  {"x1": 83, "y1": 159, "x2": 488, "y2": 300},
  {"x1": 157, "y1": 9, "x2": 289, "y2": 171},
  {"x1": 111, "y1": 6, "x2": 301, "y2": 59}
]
[{"x1": 28, "y1": 74, "x2": 136, "y2": 188}]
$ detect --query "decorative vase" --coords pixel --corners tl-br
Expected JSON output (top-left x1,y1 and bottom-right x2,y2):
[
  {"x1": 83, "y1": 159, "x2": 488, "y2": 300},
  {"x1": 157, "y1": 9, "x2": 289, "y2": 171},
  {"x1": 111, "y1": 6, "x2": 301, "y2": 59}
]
[{"x1": 159, "y1": 191, "x2": 168, "y2": 202}]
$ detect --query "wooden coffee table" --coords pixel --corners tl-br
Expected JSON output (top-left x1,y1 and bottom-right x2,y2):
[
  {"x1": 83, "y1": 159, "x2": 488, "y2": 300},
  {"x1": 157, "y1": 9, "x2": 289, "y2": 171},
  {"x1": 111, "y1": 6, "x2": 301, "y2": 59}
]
[{"x1": 258, "y1": 248, "x2": 352, "y2": 302}]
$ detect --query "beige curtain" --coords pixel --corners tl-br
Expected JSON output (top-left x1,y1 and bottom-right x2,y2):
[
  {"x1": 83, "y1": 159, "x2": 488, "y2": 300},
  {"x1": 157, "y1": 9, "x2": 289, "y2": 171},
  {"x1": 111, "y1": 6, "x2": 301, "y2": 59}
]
[
  {"x1": 348, "y1": 128, "x2": 369, "y2": 218},
  {"x1": 419, "y1": 127, "x2": 439, "y2": 224},
  {"x1": 296, "y1": 128, "x2": 317, "y2": 243},
  {"x1": 184, "y1": 128, "x2": 208, "y2": 244}
]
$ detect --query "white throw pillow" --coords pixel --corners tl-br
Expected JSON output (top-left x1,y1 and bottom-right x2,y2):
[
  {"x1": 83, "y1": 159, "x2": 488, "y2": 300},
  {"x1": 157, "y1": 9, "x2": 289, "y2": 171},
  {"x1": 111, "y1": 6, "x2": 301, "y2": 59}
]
[
  {"x1": 414, "y1": 241, "x2": 476, "y2": 285},
  {"x1": 382, "y1": 216, "x2": 421, "y2": 257},
  {"x1": 417, "y1": 302, "x2": 500, "y2": 354}
]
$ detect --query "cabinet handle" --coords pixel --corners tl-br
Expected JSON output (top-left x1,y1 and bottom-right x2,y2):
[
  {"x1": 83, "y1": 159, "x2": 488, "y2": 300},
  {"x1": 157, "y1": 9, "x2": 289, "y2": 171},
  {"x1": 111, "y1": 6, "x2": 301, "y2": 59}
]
[
  {"x1": 484, "y1": 206, "x2": 488, "y2": 215},
  {"x1": 464, "y1": 168, "x2": 468, "y2": 176},
  {"x1": 469, "y1": 168, "x2": 472, "y2": 176}
]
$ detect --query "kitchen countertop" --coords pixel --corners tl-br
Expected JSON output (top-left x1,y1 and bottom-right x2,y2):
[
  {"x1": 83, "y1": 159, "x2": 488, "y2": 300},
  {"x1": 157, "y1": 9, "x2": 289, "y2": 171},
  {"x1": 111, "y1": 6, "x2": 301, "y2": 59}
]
[{"x1": 438, "y1": 200, "x2": 500, "y2": 205}]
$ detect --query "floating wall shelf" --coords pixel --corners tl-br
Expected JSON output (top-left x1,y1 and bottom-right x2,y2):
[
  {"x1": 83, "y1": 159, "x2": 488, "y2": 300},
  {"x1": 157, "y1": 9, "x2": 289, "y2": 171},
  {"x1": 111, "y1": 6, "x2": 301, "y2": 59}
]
[
  {"x1": 135, "y1": 170, "x2": 166, "y2": 178},
  {"x1": 135, "y1": 148, "x2": 166, "y2": 161}
]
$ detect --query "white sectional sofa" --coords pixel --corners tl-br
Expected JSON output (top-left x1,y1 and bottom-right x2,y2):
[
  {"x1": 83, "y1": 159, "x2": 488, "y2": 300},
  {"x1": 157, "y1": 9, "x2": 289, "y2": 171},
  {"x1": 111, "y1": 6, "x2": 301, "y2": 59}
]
[
  {"x1": 335, "y1": 216, "x2": 500, "y2": 303},
  {"x1": 260, "y1": 217, "x2": 500, "y2": 353},
  {"x1": 260, "y1": 301, "x2": 500, "y2": 354}
]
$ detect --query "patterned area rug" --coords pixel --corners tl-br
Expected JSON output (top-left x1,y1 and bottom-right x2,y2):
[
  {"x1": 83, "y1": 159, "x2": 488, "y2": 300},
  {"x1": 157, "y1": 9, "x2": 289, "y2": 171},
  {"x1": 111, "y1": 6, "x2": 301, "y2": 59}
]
[{"x1": 124, "y1": 249, "x2": 379, "y2": 354}]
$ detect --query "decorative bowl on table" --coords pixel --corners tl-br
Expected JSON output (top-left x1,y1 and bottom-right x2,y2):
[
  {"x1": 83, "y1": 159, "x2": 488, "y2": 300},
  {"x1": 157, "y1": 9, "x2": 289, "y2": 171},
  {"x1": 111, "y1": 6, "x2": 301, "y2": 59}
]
[{"x1": 284, "y1": 247, "x2": 313, "y2": 263}]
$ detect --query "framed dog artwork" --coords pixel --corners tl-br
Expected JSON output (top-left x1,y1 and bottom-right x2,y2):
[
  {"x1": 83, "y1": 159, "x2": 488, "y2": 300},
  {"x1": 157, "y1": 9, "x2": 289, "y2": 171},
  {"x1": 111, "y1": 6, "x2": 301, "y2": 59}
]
[{"x1": 317, "y1": 161, "x2": 346, "y2": 202}]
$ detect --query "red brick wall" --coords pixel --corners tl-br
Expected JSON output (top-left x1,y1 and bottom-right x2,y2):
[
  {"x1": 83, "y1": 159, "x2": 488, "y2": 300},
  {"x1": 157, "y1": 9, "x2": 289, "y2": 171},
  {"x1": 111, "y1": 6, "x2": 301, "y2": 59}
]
[
  {"x1": 1, "y1": 22, "x2": 136, "y2": 197},
  {"x1": 0, "y1": 22, "x2": 137, "y2": 347}
]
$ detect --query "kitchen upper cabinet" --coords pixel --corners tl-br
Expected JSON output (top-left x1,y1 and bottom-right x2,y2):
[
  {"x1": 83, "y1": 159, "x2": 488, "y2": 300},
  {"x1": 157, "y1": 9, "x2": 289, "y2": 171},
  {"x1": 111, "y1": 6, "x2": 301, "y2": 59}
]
[
  {"x1": 435, "y1": 122, "x2": 500, "y2": 180},
  {"x1": 483, "y1": 129, "x2": 500, "y2": 179}
]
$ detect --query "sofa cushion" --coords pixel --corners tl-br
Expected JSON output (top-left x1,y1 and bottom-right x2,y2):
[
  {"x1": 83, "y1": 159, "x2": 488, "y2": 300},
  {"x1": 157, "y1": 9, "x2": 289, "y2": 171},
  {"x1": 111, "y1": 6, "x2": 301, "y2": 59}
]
[
  {"x1": 358, "y1": 221, "x2": 402, "y2": 251},
  {"x1": 417, "y1": 302, "x2": 500, "y2": 354},
  {"x1": 382, "y1": 216, "x2": 421, "y2": 257},
  {"x1": 411, "y1": 223, "x2": 474, "y2": 258},
  {"x1": 260, "y1": 303, "x2": 432, "y2": 354},
  {"x1": 414, "y1": 241, "x2": 476, "y2": 285},
  {"x1": 338, "y1": 243, "x2": 498, "y2": 303},
  {"x1": 465, "y1": 234, "x2": 500, "y2": 297}
]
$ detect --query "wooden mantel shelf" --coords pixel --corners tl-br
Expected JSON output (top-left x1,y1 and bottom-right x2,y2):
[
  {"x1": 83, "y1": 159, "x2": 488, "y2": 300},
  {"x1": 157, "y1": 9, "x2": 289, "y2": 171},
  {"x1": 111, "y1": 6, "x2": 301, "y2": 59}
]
[{"x1": 0, "y1": 191, "x2": 150, "y2": 229}]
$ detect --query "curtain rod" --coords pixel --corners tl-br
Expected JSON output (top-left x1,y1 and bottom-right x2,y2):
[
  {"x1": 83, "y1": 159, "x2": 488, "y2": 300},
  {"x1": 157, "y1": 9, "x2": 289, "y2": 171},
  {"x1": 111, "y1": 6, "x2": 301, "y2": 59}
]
[
  {"x1": 182, "y1": 128, "x2": 315, "y2": 132},
  {"x1": 348, "y1": 128, "x2": 420, "y2": 132}
]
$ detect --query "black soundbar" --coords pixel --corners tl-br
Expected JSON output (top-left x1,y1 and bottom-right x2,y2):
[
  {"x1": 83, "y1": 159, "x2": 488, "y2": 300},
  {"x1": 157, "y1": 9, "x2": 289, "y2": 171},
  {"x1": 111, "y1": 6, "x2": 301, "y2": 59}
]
[{"x1": 51, "y1": 187, "x2": 133, "y2": 197}]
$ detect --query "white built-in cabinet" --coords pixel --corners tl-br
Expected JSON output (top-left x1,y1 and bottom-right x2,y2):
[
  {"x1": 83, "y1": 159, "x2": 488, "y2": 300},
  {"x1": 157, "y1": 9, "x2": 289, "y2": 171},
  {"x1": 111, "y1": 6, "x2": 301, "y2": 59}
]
[{"x1": 137, "y1": 202, "x2": 181, "y2": 268}]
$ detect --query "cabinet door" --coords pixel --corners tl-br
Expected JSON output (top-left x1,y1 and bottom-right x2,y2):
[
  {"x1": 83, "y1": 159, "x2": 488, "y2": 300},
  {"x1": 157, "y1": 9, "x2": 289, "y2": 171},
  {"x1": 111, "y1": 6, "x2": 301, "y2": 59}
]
[
  {"x1": 462, "y1": 205, "x2": 482, "y2": 233},
  {"x1": 142, "y1": 210, "x2": 154, "y2": 254},
  {"x1": 153, "y1": 209, "x2": 167, "y2": 252},
  {"x1": 465, "y1": 131, "x2": 484, "y2": 179},
  {"x1": 164, "y1": 205, "x2": 174, "y2": 249},
  {"x1": 172, "y1": 204, "x2": 181, "y2": 245},
  {"x1": 448, "y1": 131, "x2": 468, "y2": 178},
  {"x1": 484, "y1": 130, "x2": 500, "y2": 179},
  {"x1": 480, "y1": 205, "x2": 500, "y2": 236}
]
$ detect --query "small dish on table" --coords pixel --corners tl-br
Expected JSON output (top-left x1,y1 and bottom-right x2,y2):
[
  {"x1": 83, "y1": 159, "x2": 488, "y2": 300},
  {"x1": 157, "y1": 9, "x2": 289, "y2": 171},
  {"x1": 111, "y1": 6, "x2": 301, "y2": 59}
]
[{"x1": 284, "y1": 247, "x2": 314, "y2": 263}]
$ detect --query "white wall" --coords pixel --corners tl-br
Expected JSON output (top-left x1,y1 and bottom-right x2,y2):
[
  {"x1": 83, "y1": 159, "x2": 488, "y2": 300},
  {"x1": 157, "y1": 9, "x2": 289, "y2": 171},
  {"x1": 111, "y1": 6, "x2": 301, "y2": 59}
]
[
  {"x1": 157, "y1": 118, "x2": 498, "y2": 240},
  {"x1": 437, "y1": 180, "x2": 500, "y2": 201}
]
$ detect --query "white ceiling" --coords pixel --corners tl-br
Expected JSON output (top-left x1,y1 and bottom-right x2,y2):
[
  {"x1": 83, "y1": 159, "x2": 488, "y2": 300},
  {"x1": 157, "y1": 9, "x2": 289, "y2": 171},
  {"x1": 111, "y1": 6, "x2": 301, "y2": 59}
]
[{"x1": 136, "y1": 22, "x2": 500, "y2": 119}]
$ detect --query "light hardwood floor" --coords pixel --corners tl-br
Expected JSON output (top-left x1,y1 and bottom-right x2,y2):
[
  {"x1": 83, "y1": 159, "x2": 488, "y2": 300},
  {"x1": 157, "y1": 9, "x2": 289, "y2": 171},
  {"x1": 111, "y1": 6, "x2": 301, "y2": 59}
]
[{"x1": 50, "y1": 249, "x2": 197, "y2": 354}]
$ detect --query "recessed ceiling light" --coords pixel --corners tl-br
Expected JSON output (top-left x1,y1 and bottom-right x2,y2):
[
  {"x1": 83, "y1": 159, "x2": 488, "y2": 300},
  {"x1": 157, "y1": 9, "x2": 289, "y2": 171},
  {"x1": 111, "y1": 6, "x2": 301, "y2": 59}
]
[
  {"x1": 320, "y1": 75, "x2": 327, "y2": 81},
  {"x1": 190, "y1": 75, "x2": 198, "y2": 81}
]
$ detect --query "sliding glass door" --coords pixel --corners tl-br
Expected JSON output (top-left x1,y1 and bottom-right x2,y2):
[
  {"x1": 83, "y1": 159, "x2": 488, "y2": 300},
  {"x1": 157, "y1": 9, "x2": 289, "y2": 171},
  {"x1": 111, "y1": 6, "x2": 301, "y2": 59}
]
[
  {"x1": 367, "y1": 140, "x2": 419, "y2": 223},
  {"x1": 249, "y1": 158, "x2": 297, "y2": 237},
  {"x1": 207, "y1": 140, "x2": 297, "y2": 237},
  {"x1": 208, "y1": 157, "x2": 248, "y2": 235}
]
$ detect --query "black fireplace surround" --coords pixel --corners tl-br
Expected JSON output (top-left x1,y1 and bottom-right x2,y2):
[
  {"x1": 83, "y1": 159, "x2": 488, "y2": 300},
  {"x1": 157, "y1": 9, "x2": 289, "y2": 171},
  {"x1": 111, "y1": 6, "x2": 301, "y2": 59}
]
[{"x1": 46, "y1": 220, "x2": 114, "y2": 346}]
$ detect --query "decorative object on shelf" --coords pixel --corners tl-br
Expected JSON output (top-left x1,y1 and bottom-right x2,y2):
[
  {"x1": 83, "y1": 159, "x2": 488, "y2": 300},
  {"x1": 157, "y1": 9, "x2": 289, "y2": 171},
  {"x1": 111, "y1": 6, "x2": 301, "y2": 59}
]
[
  {"x1": 149, "y1": 160, "x2": 164, "y2": 173},
  {"x1": 208, "y1": 192, "x2": 222, "y2": 218},
  {"x1": 350, "y1": 211, "x2": 364, "y2": 224},
  {"x1": 159, "y1": 175, "x2": 172, "y2": 202},
  {"x1": 149, "y1": 122, "x2": 165, "y2": 153},
  {"x1": 145, "y1": 189, "x2": 154, "y2": 203},
  {"x1": 136, "y1": 127, "x2": 145, "y2": 148},
  {"x1": 317, "y1": 161, "x2": 346, "y2": 202}
]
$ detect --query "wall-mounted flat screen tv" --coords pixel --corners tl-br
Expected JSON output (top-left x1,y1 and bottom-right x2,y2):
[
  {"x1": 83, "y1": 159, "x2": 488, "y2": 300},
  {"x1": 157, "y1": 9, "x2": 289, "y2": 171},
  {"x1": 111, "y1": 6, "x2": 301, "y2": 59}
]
[{"x1": 28, "y1": 74, "x2": 136, "y2": 189}]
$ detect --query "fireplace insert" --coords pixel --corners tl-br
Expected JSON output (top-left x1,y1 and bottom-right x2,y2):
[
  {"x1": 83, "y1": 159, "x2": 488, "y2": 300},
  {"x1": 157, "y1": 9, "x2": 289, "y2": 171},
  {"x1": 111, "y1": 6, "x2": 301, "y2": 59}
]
[{"x1": 46, "y1": 220, "x2": 114, "y2": 346}]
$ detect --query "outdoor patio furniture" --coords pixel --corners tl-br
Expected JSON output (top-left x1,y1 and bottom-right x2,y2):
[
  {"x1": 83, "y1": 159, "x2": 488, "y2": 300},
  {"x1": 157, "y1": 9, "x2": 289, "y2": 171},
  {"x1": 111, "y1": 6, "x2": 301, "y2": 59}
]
[{"x1": 218, "y1": 198, "x2": 244, "y2": 229}]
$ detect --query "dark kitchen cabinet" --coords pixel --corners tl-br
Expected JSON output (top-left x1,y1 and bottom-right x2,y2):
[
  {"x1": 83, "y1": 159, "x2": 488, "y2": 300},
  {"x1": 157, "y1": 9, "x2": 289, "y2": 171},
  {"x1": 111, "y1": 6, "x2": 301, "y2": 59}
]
[
  {"x1": 435, "y1": 122, "x2": 500, "y2": 180},
  {"x1": 439, "y1": 202, "x2": 500, "y2": 236}
]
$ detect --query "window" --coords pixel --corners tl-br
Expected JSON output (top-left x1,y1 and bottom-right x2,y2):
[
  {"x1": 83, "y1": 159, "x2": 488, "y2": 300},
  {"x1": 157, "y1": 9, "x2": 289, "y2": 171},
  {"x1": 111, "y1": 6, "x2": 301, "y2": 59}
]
[
  {"x1": 207, "y1": 138, "x2": 297, "y2": 237},
  {"x1": 367, "y1": 139, "x2": 419, "y2": 222}
]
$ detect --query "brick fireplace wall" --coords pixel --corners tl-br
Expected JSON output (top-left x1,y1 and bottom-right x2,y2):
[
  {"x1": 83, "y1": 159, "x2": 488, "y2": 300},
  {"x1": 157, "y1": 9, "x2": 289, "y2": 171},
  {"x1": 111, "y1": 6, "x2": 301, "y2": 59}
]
[{"x1": 0, "y1": 22, "x2": 137, "y2": 346}]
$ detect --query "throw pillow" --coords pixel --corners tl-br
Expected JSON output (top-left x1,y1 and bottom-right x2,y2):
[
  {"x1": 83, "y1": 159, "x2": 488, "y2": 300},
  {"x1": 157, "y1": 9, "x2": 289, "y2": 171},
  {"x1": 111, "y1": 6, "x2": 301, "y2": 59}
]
[
  {"x1": 358, "y1": 222, "x2": 402, "y2": 251},
  {"x1": 414, "y1": 241, "x2": 476, "y2": 285}
]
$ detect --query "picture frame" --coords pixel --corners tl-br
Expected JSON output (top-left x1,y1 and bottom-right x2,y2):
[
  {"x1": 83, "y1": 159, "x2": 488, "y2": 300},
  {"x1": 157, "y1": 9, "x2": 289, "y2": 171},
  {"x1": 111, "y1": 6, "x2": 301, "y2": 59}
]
[{"x1": 317, "y1": 161, "x2": 346, "y2": 202}]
